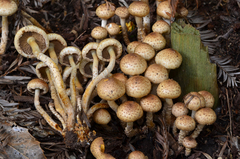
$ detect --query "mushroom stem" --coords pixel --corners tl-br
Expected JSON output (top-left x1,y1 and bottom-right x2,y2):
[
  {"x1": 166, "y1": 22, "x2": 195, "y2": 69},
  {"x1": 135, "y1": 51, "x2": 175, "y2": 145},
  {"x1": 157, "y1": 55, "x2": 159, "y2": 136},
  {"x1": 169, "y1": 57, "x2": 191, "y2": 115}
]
[
  {"x1": 146, "y1": 112, "x2": 155, "y2": 128},
  {"x1": 178, "y1": 130, "x2": 189, "y2": 145},
  {"x1": 190, "y1": 124, "x2": 204, "y2": 139},
  {"x1": 82, "y1": 46, "x2": 116, "y2": 113},
  {"x1": 119, "y1": 18, "x2": 130, "y2": 45},
  {"x1": 91, "y1": 50, "x2": 99, "y2": 79},
  {"x1": 172, "y1": 121, "x2": 178, "y2": 137},
  {"x1": 48, "y1": 43, "x2": 59, "y2": 64},
  {"x1": 48, "y1": 102, "x2": 66, "y2": 130},
  {"x1": 34, "y1": 89, "x2": 63, "y2": 134},
  {"x1": 86, "y1": 103, "x2": 109, "y2": 119},
  {"x1": 70, "y1": 65, "x2": 77, "y2": 111},
  {"x1": 107, "y1": 100, "x2": 119, "y2": 112},
  {"x1": 165, "y1": 98, "x2": 174, "y2": 125},
  {"x1": 101, "y1": 20, "x2": 108, "y2": 28},
  {"x1": 0, "y1": 16, "x2": 8, "y2": 55},
  {"x1": 141, "y1": 0, "x2": 150, "y2": 34},
  {"x1": 27, "y1": 37, "x2": 75, "y2": 130},
  {"x1": 125, "y1": 122, "x2": 139, "y2": 137},
  {"x1": 135, "y1": 16, "x2": 145, "y2": 41}
]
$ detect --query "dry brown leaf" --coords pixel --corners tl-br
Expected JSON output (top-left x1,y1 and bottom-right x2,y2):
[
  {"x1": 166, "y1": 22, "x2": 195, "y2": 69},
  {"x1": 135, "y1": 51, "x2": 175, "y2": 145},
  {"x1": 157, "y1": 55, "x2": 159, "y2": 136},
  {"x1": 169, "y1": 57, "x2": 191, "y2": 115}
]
[{"x1": 0, "y1": 121, "x2": 46, "y2": 159}]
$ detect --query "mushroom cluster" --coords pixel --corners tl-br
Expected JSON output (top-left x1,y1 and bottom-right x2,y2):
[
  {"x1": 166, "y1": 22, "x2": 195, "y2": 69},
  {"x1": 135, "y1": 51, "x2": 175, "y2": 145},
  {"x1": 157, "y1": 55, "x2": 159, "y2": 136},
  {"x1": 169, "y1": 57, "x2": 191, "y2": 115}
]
[{"x1": 11, "y1": 0, "x2": 216, "y2": 158}]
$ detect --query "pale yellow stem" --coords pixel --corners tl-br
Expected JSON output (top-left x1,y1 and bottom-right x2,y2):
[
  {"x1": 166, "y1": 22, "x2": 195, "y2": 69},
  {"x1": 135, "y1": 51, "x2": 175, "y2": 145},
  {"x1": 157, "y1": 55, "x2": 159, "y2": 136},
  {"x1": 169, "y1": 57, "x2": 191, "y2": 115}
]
[
  {"x1": 48, "y1": 43, "x2": 59, "y2": 64},
  {"x1": 0, "y1": 16, "x2": 8, "y2": 55}
]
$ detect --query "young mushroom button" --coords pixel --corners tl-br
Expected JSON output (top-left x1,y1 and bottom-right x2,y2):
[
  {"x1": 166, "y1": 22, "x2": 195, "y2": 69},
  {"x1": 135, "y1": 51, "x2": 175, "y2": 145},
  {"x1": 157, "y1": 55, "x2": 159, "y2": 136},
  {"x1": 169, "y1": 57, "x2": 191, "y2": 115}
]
[
  {"x1": 0, "y1": 0, "x2": 18, "y2": 55},
  {"x1": 182, "y1": 136, "x2": 198, "y2": 156},
  {"x1": 134, "y1": 43, "x2": 155, "y2": 61},
  {"x1": 198, "y1": 90, "x2": 215, "y2": 108},
  {"x1": 96, "y1": 3, "x2": 115, "y2": 28},
  {"x1": 106, "y1": 23, "x2": 120, "y2": 39},
  {"x1": 127, "y1": 41, "x2": 142, "y2": 54},
  {"x1": 91, "y1": 26, "x2": 108, "y2": 43},
  {"x1": 157, "y1": 1, "x2": 172, "y2": 22},
  {"x1": 128, "y1": 150, "x2": 147, "y2": 159},
  {"x1": 143, "y1": 32, "x2": 166, "y2": 51}
]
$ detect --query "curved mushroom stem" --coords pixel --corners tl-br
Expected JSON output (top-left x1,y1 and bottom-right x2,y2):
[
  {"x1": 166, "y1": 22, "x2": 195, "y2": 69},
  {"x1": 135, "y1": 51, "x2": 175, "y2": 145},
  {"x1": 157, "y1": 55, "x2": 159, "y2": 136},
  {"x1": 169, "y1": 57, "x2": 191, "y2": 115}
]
[
  {"x1": 119, "y1": 18, "x2": 130, "y2": 45},
  {"x1": 107, "y1": 100, "x2": 119, "y2": 112},
  {"x1": 46, "y1": 68, "x2": 67, "y2": 121},
  {"x1": 48, "y1": 102, "x2": 66, "y2": 130},
  {"x1": 125, "y1": 122, "x2": 139, "y2": 137},
  {"x1": 27, "y1": 36, "x2": 75, "y2": 130},
  {"x1": 0, "y1": 16, "x2": 8, "y2": 55},
  {"x1": 165, "y1": 98, "x2": 174, "y2": 125},
  {"x1": 82, "y1": 46, "x2": 116, "y2": 113},
  {"x1": 86, "y1": 103, "x2": 109, "y2": 119},
  {"x1": 48, "y1": 43, "x2": 59, "y2": 64},
  {"x1": 185, "y1": 148, "x2": 192, "y2": 156},
  {"x1": 34, "y1": 89, "x2": 63, "y2": 134},
  {"x1": 172, "y1": 121, "x2": 178, "y2": 138},
  {"x1": 146, "y1": 112, "x2": 155, "y2": 129},
  {"x1": 135, "y1": 16, "x2": 146, "y2": 42},
  {"x1": 178, "y1": 130, "x2": 189, "y2": 145},
  {"x1": 91, "y1": 50, "x2": 99, "y2": 79},
  {"x1": 190, "y1": 124, "x2": 204, "y2": 139}
]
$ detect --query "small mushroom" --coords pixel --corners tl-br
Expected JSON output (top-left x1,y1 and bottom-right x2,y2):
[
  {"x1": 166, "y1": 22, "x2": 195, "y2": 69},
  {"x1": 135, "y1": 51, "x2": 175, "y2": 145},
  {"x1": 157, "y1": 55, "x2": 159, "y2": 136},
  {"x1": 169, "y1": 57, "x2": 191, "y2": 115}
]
[
  {"x1": 127, "y1": 41, "x2": 142, "y2": 54},
  {"x1": 156, "y1": 1, "x2": 172, "y2": 24},
  {"x1": 106, "y1": 22, "x2": 120, "y2": 39},
  {"x1": 0, "y1": 0, "x2": 17, "y2": 55},
  {"x1": 182, "y1": 136, "x2": 197, "y2": 156},
  {"x1": 91, "y1": 26, "x2": 108, "y2": 43},
  {"x1": 144, "y1": 64, "x2": 168, "y2": 84},
  {"x1": 96, "y1": 3, "x2": 115, "y2": 28},
  {"x1": 198, "y1": 90, "x2": 214, "y2": 108},
  {"x1": 128, "y1": 150, "x2": 147, "y2": 159},
  {"x1": 152, "y1": 20, "x2": 171, "y2": 35},
  {"x1": 117, "y1": 101, "x2": 143, "y2": 137},
  {"x1": 143, "y1": 32, "x2": 166, "y2": 51},
  {"x1": 134, "y1": 43, "x2": 155, "y2": 61},
  {"x1": 128, "y1": 1, "x2": 150, "y2": 41}
]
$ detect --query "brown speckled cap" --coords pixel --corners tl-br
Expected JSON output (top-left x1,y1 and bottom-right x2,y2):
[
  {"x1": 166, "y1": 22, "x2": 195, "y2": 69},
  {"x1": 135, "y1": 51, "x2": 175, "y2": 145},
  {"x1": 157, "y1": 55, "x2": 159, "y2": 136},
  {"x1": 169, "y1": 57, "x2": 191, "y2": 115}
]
[
  {"x1": 198, "y1": 90, "x2": 214, "y2": 108},
  {"x1": 128, "y1": 1, "x2": 150, "y2": 17},
  {"x1": 106, "y1": 23, "x2": 120, "y2": 36},
  {"x1": 117, "y1": 101, "x2": 143, "y2": 122},
  {"x1": 157, "y1": 79, "x2": 181, "y2": 99},
  {"x1": 115, "y1": 6, "x2": 129, "y2": 19},
  {"x1": 27, "y1": 78, "x2": 49, "y2": 95},
  {"x1": 90, "y1": 137, "x2": 105, "y2": 158},
  {"x1": 155, "y1": 48, "x2": 182, "y2": 70},
  {"x1": 152, "y1": 20, "x2": 171, "y2": 34},
  {"x1": 195, "y1": 108, "x2": 216, "y2": 125},
  {"x1": 97, "y1": 77, "x2": 125, "y2": 101},
  {"x1": 91, "y1": 26, "x2": 108, "y2": 41},
  {"x1": 127, "y1": 41, "x2": 142, "y2": 54},
  {"x1": 140, "y1": 94, "x2": 162, "y2": 112},
  {"x1": 144, "y1": 64, "x2": 168, "y2": 84},
  {"x1": 96, "y1": 3, "x2": 115, "y2": 20},
  {"x1": 143, "y1": 32, "x2": 166, "y2": 51},
  {"x1": 93, "y1": 109, "x2": 111, "y2": 125},
  {"x1": 120, "y1": 53, "x2": 147, "y2": 76},
  {"x1": 172, "y1": 102, "x2": 189, "y2": 117},
  {"x1": 157, "y1": 1, "x2": 172, "y2": 19},
  {"x1": 134, "y1": 43, "x2": 155, "y2": 61},
  {"x1": 0, "y1": 0, "x2": 17, "y2": 16},
  {"x1": 184, "y1": 92, "x2": 205, "y2": 111},
  {"x1": 175, "y1": 115, "x2": 196, "y2": 131},
  {"x1": 126, "y1": 76, "x2": 151, "y2": 98},
  {"x1": 182, "y1": 136, "x2": 197, "y2": 149}
]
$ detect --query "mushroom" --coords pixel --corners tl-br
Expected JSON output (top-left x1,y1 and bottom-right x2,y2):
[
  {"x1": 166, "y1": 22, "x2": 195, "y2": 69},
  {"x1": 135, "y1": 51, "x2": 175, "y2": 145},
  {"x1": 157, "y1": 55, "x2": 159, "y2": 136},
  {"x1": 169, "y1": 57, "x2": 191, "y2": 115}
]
[
  {"x1": 106, "y1": 22, "x2": 120, "y2": 39},
  {"x1": 14, "y1": 25, "x2": 75, "y2": 130},
  {"x1": 96, "y1": 3, "x2": 115, "y2": 28},
  {"x1": 156, "y1": 1, "x2": 172, "y2": 25},
  {"x1": 82, "y1": 38, "x2": 122, "y2": 113},
  {"x1": 172, "y1": 102, "x2": 189, "y2": 137},
  {"x1": 175, "y1": 115, "x2": 196, "y2": 145},
  {"x1": 182, "y1": 136, "x2": 198, "y2": 156},
  {"x1": 144, "y1": 63, "x2": 169, "y2": 84},
  {"x1": 93, "y1": 108, "x2": 112, "y2": 130},
  {"x1": 143, "y1": 32, "x2": 166, "y2": 51},
  {"x1": 79, "y1": 59, "x2": 104, "y2": 79},
  {"x1": 128, "y1": 1, "x2": 150, "y2": 41},
  {"x1": 91, "y1": 26, "x2": 108, "y2": 43},
  {"x1": 126, "y1": 76, "x2": 152, "y2": 99},
  {"x1": 140, "y1": 0, "x2": 151, "y2": 34},
  {"x1": 134, "y1": 43, "x2": 155, "y2": 61},
  {"x1": 128, "y1": 150, "x2": 147, "y2": 159},
  {"x1": 198, "y1": 90, "x2": 214, "y2": 108},
  {"x1": 184, "y1": 92, "x2": 205, "y2": 118},
  {"x1": 27, "y1": 78, "x2": 63, "y2": 134},
  {"x1": 117, "y1": 101, "x2": 143, "y2": 137},
  {"x1": 152, "y1": 20, "x2": 171, "y2": 35},
  {"x1": 140, "y1": 94, "x2": 162, "y2": 129},
  {"x1": 157, "y1": 79, "x2": 181, "y2": 125},
  {"x1": 120, "y1": 53, "x2": 147, "y2": 76},
  {"x1": 97, "y1": 77, "x2": 125, "y2": 112},
  {"x1": 190, "y1": 108, "x2": 217, "y2": 139},
  {"x1": 155, "y1": 0, "x2": 165, "y2": 20},
  {"x1": 115, "y1": 6, "x2": 130, "y2": 45},
  {"x1": 127, "y1": 41, "x2": 142, "y2": 54},
  {"x1": 0, "y1": 0, "x2": 17, "y2": 55}
]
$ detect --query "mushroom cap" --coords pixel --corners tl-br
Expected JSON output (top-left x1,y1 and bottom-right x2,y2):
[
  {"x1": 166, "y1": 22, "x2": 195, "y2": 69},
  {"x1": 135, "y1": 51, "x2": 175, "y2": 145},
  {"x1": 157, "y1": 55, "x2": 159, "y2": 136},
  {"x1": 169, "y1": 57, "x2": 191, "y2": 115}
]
[
  {"x1": 98, "y1": 153, "x2": 115, "y2": 159},
  {"x1": 115, "y1": 6, "x2": 129, "y2": 19},
  {"x1": 93, "y1": 109, "x2": 111, "y2": 125},
  {"x1": 128, "y1": 151, "x2": 146, "y2": 159},
  {"x1": 126, "y1": 76, "x2": 151, "y2": 98},
  {"x1": 111, "y1": 73, "x2": 128, "y2": 84},
  {"x1": 157, "y1": 79, "x2": 181, "y2": 99},
  {"x1": 117, "y1": 101, "x2": 143, "y2": 122},
  {"x1": 106, "y1": 23, "x2": 120, "y2": 36},
  {"x1": 198, "y1": 90, "x2": 214, "y2": 108},
  {"x1": 96, "y1": 3, "x2": 115, "y2": 20},
  {"x1": 152, "y1": 20, "x2": 171, "y2": 34},
  {"x1": 184, "y1": 92, "x2": 205, "y2": 111},
  {"x1": 0, "y1": 0, "x2": 17, "y2": 16},
  {"x1": 47, "y1": 33, "x2": 67, "y2": 57},
  {"x1": 96, "y1": 38, "x2": 122, "y2": 62},
  {"x1": 27, "y1": 78, "x2": 49, "y2": 95},
  {"x1": 82, "y1": 42, "x2": 99, "y2": 62},
  {"x1": 91, "y1": 26, "x2": 108, "y2": 40},
  {"x1": 90, "y1": 137, "x2": 105, "y2": 158},
  {"x1": 128, "y1": 1, "x2": 150, "y2": 17},
  {"x1": 140, "y1": 94, "x2": 162, "y2": 112},
  {"x1": 59, "y1": 46, "x2": 82, "y2": 66},
  {"x1": 120, "y1": 53, "x2": 147, "y2": 76},
  {"x1": 182, "y1": 136, "x2": 197, "y2": 149},
  {"x1": 127, "y1": 41, "x2": 142, "y2": 54},
  {"x1": 175, "y1": 115, "x2": 196, "y2": 131},
  {"x1": 36, "y1": 62, "x2": 49, "y2": 82},
  {"x1": 143, "y1": 32, "x2": 166, "y2": 51},
  {"x1": 134, "y1": 43, "x2": 155, "y2": 61},
  {"x1": 97, "y1": 77, "x2": 125, "y2": 101},
  {"x1": 144, "y1": 64, "x2": 168, "y2": 84},
  {"x1": 156, "y1": 1, "x2": 172, "y2": 19},
  {"x1": 155, "y1": 48, "x2": 182, "y2": 70},
  {"x1": 195, "y1": 108, "x2": 217, "y2": 125},
  {"x1": 172, "y1": 102, "x2": 189, "y2": 117},
  {"x1": 14, "y1": 25, "x2": 49, "y2": 58}
]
